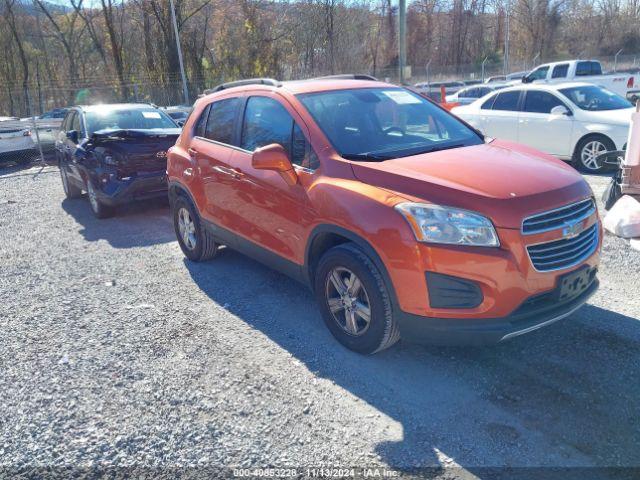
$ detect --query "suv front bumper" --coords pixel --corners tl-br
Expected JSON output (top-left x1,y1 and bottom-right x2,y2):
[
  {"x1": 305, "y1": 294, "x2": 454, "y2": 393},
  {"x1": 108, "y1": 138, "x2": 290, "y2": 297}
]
[
  {"x1": 92, "y1": 171, "x2": 168, "y2": 206},
  {"x1": 397, "y1": 276, "x2": 598, "y2": 346}
]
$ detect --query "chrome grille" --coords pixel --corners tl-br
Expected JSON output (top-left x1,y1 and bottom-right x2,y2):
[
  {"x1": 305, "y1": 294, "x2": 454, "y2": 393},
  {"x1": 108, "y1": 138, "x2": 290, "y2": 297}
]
[
  {"x1": 522, "y1": 198, "x2": 595, "y2": 235},
  {"x1": 526, "y1": 224, "x2": 598, "y2": 272}
]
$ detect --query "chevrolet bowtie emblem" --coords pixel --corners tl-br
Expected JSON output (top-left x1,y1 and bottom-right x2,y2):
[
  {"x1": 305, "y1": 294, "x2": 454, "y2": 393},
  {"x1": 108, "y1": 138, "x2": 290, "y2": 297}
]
[{"x1": 562, "y1": 220, "x2": 584, "y2": 239}]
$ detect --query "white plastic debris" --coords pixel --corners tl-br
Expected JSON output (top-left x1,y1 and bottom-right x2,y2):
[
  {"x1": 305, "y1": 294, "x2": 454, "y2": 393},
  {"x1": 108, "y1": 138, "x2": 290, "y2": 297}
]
[
  {"x1": 631, "y1": 238, "x2": 640, "y2": 251},
  {"x1": 624, "y1": 105, "x2": 640, "y2": 167},
  {"x1": 603, "y1": 195, "x2": 640, "y2": 238}
]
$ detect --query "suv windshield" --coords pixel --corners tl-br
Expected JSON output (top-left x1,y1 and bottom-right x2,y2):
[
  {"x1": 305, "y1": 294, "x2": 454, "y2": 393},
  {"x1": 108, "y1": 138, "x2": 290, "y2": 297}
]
[
  {"x1": 297, "y1": 88, "x2": 482, "y2": 160},
  {"x1": 85, "y1": 108, "x2": 177, "y2": 134},
  {"x1": 559, "y1": 85, "x2": 632, "y2": 111}
]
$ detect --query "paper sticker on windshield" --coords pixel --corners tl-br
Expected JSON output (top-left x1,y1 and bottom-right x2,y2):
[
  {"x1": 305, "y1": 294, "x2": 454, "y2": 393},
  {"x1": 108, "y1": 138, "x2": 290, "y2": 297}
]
[
  {"x1": 382, "y1": 90, "x2": 421, "y2": 104},
  {"x1": 142, "y1": 111, "x2": 161, "y2": 119}
]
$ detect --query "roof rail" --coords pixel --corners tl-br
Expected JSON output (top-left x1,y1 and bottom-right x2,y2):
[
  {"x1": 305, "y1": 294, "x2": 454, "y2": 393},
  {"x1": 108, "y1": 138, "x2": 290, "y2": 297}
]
[
  {"x1": 204, "y1": 78, "x2": 280, "y2": 95},
  {"x1": 315, "y1": 74, "x2": 379, "y2": 81}
]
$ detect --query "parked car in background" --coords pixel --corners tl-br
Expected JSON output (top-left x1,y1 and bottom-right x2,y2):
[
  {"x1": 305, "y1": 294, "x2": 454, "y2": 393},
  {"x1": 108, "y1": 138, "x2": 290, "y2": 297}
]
[
  {"x1": 168, "y1": 75, "x2": 600, "y2": 354},
  {"x1": 485, "y1": 75, "x2": 506, "y2": 84},
  {"x1": 414, "y1": 81, "x2": 465, "y2": 102},
  {"x1": 40, "y1": 108, "x2": 69, "y2": 119},
  {"x1": 445, "y1": 84, "x2": 506, "y2": 105},
  {"x1": 20, "y1": 108, "x2": 68, "y2": 122},
  {"x1": 56, "y1": 103, "x2": 180, "y2": 218},
  {"x1": 162, "y1": 106, "x2": 190, "y2": 125},
  {"x1": 0, "y1": 125, "x2": 35, "y2": 164},
  {"x1": 506, "y1": 71, "x2": 528, "y2": 81},
  {"x1": 453, "y1": 82, "x2": 634, "y2": 172},
  {"x1": 523, "y1": 60, "x2": 639, "y2": 101}
]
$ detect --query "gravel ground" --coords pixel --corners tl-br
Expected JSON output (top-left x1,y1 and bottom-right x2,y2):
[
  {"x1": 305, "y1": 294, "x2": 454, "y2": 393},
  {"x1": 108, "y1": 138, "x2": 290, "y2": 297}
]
[{"x1": 0, "y1": 164, "x2": 639, "y2": 479}]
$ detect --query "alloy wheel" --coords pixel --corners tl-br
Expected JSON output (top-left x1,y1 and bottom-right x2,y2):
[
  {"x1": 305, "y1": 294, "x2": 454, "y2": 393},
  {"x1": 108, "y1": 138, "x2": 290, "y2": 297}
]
[
  {"x1": 177, "y1": 207, "x2": 197, "y2": 250},
  {"x1": 325, "y1": 267, "x2": 372, "y2": 336},
  {"x1": 580, "y1": 140, "x2": 607, "y2": 171}
]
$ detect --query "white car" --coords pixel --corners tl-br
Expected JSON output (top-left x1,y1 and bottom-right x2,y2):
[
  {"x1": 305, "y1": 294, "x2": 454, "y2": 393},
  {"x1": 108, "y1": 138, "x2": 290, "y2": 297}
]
[
  {"x1": 452, "y1": 82, "x2": 633, "y2": 172},
  {"x1": 0, "y1": 126, "x2": 35, "y2": 164},
  {"x1": 445, "y1": 84, "x2": 506, "y2": 105}
]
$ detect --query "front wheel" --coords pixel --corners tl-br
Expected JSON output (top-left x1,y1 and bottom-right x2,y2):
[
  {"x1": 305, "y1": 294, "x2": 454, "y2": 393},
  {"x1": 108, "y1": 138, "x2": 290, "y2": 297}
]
[
  {"x1": 314, "y1": 243, "x2": 399, "y2": 354},
  {"x1": 86, "y1": 180, "x2": 114, "y2": 219},
  {"x1": 172, "y1": 196, "x2": 219, "y2": 261},
  {"x1": 574, "y1": 136, "x2": 615, "y2": 173}
]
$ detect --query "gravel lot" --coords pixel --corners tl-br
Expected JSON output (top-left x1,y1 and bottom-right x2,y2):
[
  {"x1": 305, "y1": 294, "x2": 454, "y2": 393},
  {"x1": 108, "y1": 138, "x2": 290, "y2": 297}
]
[{"x1": 1, "y1": 164, "x2": 639, "y2": 478}]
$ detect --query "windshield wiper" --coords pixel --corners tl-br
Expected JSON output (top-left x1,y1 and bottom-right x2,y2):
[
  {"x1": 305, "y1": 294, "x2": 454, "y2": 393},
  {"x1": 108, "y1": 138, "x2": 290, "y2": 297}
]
[
  {"x1": 408, "y1": 143, "x2": 467, "y2": 155},
  {"x1": 341, "y1": 152, "x2": 394, "y2": 161}
]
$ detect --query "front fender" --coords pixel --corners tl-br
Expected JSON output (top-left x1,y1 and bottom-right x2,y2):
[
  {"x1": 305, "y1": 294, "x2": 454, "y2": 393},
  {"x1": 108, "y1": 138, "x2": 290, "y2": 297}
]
[{"x1": 304, "y1": 179, "x2": 428, "y2": 314}]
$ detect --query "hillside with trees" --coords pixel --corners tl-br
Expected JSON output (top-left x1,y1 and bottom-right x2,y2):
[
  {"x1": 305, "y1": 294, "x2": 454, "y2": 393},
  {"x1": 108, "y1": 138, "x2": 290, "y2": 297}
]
[{"x1": 1, "y1": 0, "x2": 639, "y2": 115}]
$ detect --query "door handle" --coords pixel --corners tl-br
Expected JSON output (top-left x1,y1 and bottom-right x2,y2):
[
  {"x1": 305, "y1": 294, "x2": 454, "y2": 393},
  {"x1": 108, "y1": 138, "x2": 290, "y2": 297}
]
[
  {"x1": 229, "y1": 168, "x2": 244, "y2": 179},
  {"x1": 188, "y1": 148, "x2": 198, "y2": 158}
]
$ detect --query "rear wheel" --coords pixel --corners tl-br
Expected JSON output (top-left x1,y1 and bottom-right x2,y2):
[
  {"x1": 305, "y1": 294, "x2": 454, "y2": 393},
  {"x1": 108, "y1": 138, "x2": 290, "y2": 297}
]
[
  {"x1": 173, "y1": 196, "x2": 218, "y2": 261},
  {"x1": 60, "y1": 163, "x2": 82, "y2": 199},
  {"x1": 86, "y1": 180, "x2": 114, "y2": 219},
  {"x1": 574, "y1": 135, "x2": 615, "y2": 173},
  {"x1": 314, "y1": 243, "x2": 399, "y2": 354}
]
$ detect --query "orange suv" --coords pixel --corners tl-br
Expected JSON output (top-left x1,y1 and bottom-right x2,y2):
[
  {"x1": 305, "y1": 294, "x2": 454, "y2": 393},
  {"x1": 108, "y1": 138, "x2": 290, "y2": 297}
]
[{"x1": 167, "y1": 75, "x2": 601, "y2": 354}]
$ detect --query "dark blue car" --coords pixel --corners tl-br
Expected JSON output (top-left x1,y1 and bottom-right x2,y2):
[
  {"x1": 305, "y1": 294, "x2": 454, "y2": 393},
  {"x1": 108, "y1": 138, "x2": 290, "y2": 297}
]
[{"x1": 56, "y1": 104, "x2": 181, "y2": 218}]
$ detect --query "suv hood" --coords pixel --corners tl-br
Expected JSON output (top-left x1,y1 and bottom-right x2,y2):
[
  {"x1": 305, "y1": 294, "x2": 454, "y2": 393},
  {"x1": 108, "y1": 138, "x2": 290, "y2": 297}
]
[{"x1": 349, "y1": 140, "x2": 592, "y2": 229}]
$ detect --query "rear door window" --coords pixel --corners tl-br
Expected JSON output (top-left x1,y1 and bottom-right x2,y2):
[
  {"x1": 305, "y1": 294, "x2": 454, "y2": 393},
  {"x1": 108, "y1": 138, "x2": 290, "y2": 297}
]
[
  {"x1": 523, "y1": 91, "x2": 565, "y2": 113},
  {"x1": 204, "y1": 98, "x2": 240, "y2": 145},
  {"x1": 551, "y1": 64, "x2": 569, "y2": 79},
  {"x1": 491, "y1": 91, "x2": 521, "y2": 111},
  {"x1": 576, "y1": 61, "x2": 601, "y2": 76}
]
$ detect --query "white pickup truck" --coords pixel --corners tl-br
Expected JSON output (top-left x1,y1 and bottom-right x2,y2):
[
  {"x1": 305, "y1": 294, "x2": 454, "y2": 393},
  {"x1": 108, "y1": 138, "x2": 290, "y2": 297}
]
[{"x1": 523, "y1": 60, "x2": 640, "y2": 103}]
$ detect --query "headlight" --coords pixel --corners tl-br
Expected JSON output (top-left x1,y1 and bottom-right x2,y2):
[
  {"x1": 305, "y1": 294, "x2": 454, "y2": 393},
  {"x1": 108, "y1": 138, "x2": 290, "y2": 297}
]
[{"x1": 395, "y1": 202, "x2": 499, "y2": 247}]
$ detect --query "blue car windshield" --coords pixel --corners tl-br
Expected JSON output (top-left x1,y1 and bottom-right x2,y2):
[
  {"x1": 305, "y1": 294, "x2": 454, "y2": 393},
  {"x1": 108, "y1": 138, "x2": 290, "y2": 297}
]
[
  {"x1": 85, "y1": 108, "x2": 177, "y2": 134},
  {"x1": 297, "y1": 88, "x2": 482, "y2": 160}
]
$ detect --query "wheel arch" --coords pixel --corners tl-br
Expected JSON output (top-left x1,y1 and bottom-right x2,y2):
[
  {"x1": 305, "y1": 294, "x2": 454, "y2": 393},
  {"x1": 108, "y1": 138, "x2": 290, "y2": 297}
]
[
  {"x1": 304, "y1": 224, "x2": 399, "y2": 307},
  {"x1": 168, "y1": 180, "x2": 196, "y2": 208},
  {"x1": 572, "y1": 132, "x2": 615, "y2": 161}
]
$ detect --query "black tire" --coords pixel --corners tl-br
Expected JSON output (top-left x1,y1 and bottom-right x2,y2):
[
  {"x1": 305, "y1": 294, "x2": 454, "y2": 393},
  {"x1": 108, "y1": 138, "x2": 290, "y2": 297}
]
[
  {"x1": 60, "y1": 162, "x2": 82, "y2": 199},
  {"x1": 573, "y1": 135, "x2": 616, "y2": 173},
  {"x1": 602, "y1": 170, "x2": 623, "y2": 210},
  {"x1": 172, "y1": 195, "x2": 218, "y2": 261},
  {"x1": 86, "y1": 179, "x2": 114, "y2": 219},
  {"x1": 314, "y1": 243, "x2": 399, "y2": 354}
]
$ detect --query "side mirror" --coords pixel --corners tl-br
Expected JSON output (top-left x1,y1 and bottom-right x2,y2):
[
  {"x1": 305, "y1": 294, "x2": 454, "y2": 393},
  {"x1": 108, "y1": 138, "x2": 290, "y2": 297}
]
[
  {"x1": 550, "y1": 105, "x2": 571, "y2": 116},
  {"x1": 252, "y1": 143, "x2": 297, "y2": 186},
  {"x1": 66, "y1": 130, "x2": 78, "y2": 143}
]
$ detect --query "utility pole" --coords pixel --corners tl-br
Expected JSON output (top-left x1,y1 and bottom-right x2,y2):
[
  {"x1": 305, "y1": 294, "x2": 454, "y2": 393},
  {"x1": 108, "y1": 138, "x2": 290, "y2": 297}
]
[
  {"x1": 504, "y1": 3, "x2": 510, "y2": 75},
  {"x1": 169, "y1": 0, "x2": 189, "y2": 105},
  {"x1": 398, "y1": 0, "x2": 407, "y2": 84},
  {"x1": 481, "y1": 56, "x2": 488, "y2": 82},
  {"x1": 425, "y1": 59, "x2": 432, "y2": 87}
]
